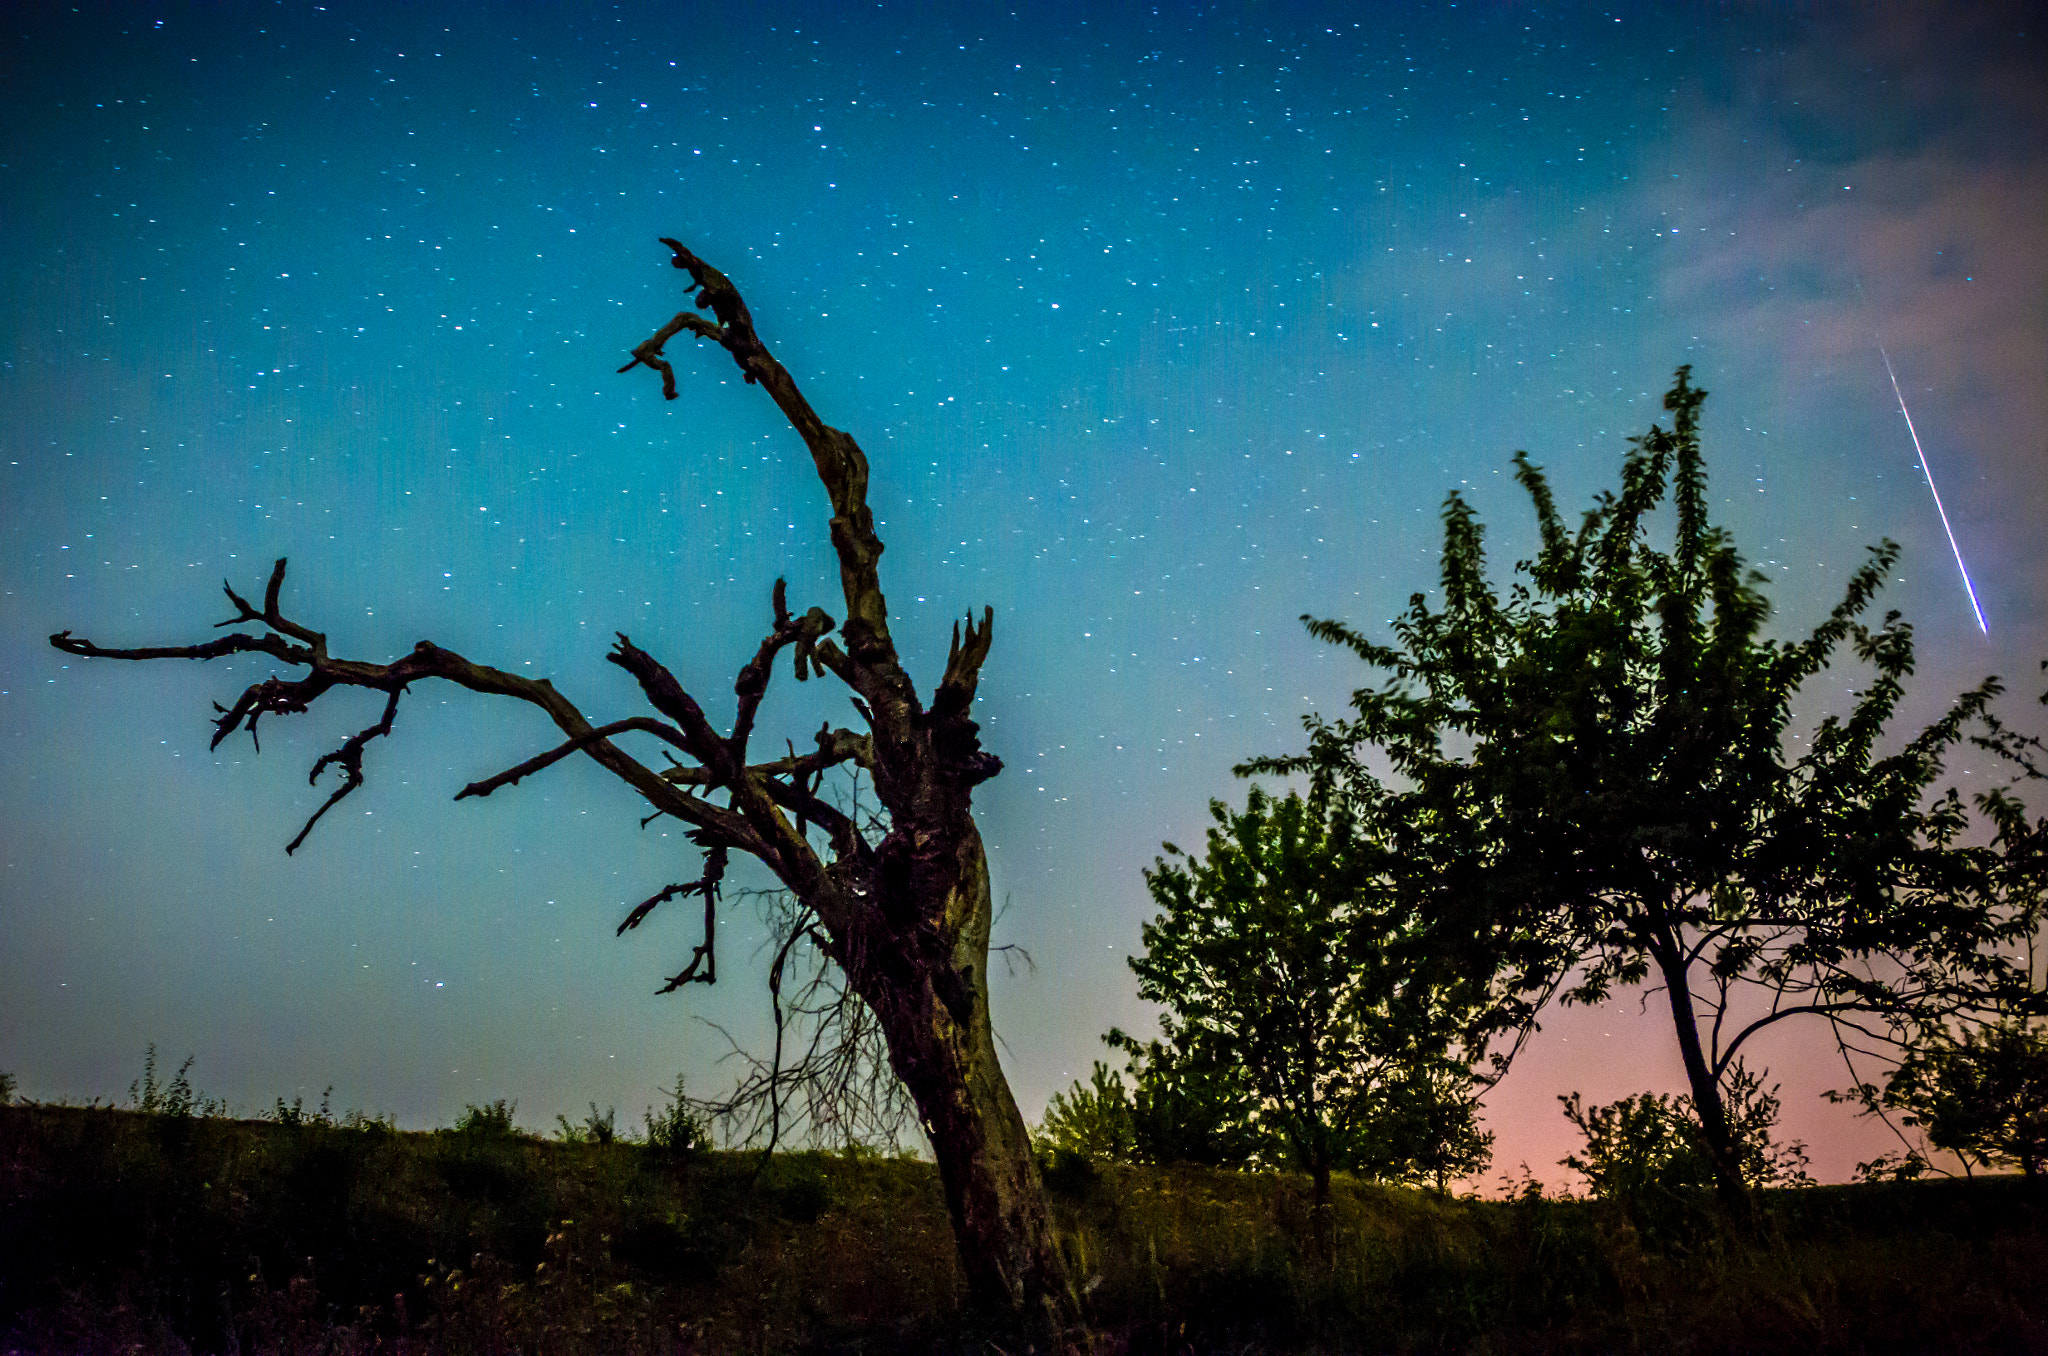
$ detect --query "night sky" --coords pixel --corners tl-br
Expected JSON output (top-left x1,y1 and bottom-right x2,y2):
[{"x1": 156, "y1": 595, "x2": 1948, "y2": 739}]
[{"x1": 5, "y1": 2, "x2": 2044, "y2": 1188}]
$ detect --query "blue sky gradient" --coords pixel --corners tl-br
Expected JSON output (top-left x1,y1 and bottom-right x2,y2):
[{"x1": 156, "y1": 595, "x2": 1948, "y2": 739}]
[{"x1": 5, "y1": 1, "x2": 2043, "y2": 1186}]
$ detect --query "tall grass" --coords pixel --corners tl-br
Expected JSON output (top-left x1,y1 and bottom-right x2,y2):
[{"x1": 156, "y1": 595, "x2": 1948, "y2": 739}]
[{"x1": 0, "y1": 1093, "x2": 2043, "y2": 1352}]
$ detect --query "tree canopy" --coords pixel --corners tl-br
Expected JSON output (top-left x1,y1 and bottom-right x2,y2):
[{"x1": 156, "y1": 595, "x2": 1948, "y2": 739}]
[
  {"x1": 1109, "y1": 787, "x2": 1493, "y2": 1201},
  {"x1": 1876, "y1": 1016, "x2": 2048, "y2": 1181},
  {"x1": 1245, "y1": 367, "x2": 2043, "y2": 1210}
]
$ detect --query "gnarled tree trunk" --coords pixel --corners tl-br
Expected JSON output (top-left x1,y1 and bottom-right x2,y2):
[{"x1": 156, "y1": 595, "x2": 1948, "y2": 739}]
[{"x1": 842, "y1": 822, "x2": 1065, "y2": 1320}]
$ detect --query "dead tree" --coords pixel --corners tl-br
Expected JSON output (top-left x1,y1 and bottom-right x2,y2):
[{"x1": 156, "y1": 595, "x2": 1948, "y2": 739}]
[{"x1": 51, "y1": 239, "x2": 1075, "y2": 1331}]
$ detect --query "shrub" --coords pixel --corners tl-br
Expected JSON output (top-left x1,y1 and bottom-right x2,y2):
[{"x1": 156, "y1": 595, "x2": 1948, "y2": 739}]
[
  {"x1": 555, "y1": 1102, "x2": 618, "y2": 1145},
  {"x1": 452, "y1": 1097, "x2": 521, "y2": 1138},
  {"x1": 270, "y1": 1086, "x2": 335, "y2": 1128},
  {"x1": 1562, "y1": 1063, "x2": 1811, "y2": 1201},
  {"x1": 1037, "y1": 1061, "x2": 1138, "y2": 1162},
  {"x1": 1561, "y1": 1090, "x2": 1713, "y2": 1199}
]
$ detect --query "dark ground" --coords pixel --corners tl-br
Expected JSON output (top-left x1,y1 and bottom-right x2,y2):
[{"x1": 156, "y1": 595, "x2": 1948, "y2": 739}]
[{"x1": 2, "y1": 1103, "x2": 2043, "y2": 1354}]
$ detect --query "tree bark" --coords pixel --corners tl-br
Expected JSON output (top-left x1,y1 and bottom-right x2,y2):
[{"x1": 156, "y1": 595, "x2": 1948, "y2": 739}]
[
  {"x1": 839, "y1": 821, "x2": 1068, "y2": 1326},
  {"x1": 1649, "y1": 932, "x2": 1753, "y2": 1216}
]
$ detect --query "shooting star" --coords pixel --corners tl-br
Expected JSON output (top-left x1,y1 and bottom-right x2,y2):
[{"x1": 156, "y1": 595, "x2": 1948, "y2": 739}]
[{"x1": 1879, "y1": 343, "x2": 1987, "y2": 634}]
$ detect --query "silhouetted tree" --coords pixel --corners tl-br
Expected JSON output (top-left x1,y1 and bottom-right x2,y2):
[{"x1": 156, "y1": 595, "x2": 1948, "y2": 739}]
[
  {"x1": 1115, "y1": 787, "x2": 1493, "y2": 1204},
  {"x1": 1246, "y1": 367, "x2": 2042, "y2": 1214},
  {"x1": 1879, "y1": 1016, "x2": 2048, "y2": 1181},
  {"x1": 51, "y1": 241, "x2": 1073, "y2": 1332}
]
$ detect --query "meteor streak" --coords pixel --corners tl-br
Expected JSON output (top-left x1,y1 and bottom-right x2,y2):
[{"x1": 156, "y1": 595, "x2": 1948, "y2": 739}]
[{"x1": 1880, "y1": 343, "x2": 1986, "y2": 634}]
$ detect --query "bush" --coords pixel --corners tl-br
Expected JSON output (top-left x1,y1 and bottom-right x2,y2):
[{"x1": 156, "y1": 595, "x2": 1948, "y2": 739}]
[
  {"x1": 1037, "y1": 1061, "x2": 1137, "y2": 1162},
  {"x1": 1561, "y1": 1090, "x2": 1713, "y2": 1199},
  {"x1": 1562, "y1": 1063, "x2": 1811, "y2": 1201},
  {"x1": 555, "y1": 1102, "x2": 617, "y2": 1145},
  {"x1": 270, "y1": 1086, "x2": 335, "y2": 1128},
  {"x1": 451, "y1": 1097, "x2": 521, "y2": 1138},
  {"x1": 0, "y1": 1071, "x2": 15, "y2": 1106}
]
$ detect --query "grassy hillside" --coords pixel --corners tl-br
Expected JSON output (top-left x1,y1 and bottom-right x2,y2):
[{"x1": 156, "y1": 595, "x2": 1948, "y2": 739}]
[{"x1": 2, "y1": 1102, "x2": 2043, "y2": 1353}]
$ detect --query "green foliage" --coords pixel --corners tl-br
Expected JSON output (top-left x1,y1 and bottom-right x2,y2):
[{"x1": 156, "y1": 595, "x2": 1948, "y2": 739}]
[
  {"x1": 642, "y1": 1073, "x2": 709, "y2": 1156},
  {"x1": 1122, "y1": 787, "x2": 1493, "y2": 1195},
  {"x1": 127, "y1": 1044, "x2": 226, "y2": 1119},
  {"x1": 557, "y1": 1102, "x2": 618, "y2": 1146},
  {"x1": 1041, "y1": 1045, "x2": 1270, "y2": 1171},
  {"x1": 1561, "y1": 1090, "x2": 1714, "y2": 1199},
  {"x1": 1247, "y1": 367, "x2": 2041, "y2": 1205},
  {"x1": 1122, "y1": 1039, "x2": 1271, "y2": 1168},
  {"x1": 0, "y1": 1071, "x2": 15, "y2": 1106},
  {"x1": 1881, "y1": 1016, "x2": 2048, "y2": 1178},
  {"x1": 1037, "y1": 1061, "x2": 1138, "y2": 1162},
  {"x1": 452, "y1": 1097, "x2": 522, "y2": 1139},
  {"x1": 1562, "y1": 1064, "x2": 1811, "y2": 1202},
  {"x1": 269, "y1": 1086, "x2": 335, "y2": 1128}
]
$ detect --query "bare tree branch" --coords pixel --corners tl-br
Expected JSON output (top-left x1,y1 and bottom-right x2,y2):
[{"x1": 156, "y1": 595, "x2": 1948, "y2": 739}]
[
  {"x1": 288, "y1": 688, "x2": 404, "y2": 854},
  {"x1": 458, "y1": 717, "x2": 692, "y2": 801}
]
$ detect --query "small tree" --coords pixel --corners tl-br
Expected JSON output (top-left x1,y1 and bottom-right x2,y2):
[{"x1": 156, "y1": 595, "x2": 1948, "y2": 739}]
[
  {"x1": 1119, "y1": 787, "x2": 1492, "y2": 1204},
  {"x1": 1880, "y1": 1017, "x2": 2048, "y2": 1180},
  {"x1": 1246, "y1": 367, "x2": 2040, "y2": 1213}
]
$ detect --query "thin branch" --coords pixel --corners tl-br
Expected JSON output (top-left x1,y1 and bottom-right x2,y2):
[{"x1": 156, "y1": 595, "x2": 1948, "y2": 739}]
[
  {"x1": 56, "y1": 561, "x2": 765, "y2": 861},
  {"x1": 457, "y1": 716, "x2": 692, "y2": 801},
  {"x1": 287, "y1": 688, "x2": 403, "y2": 854},
  {"x1": 648, "y1": 844, "x2": 730, "y2": 992}
]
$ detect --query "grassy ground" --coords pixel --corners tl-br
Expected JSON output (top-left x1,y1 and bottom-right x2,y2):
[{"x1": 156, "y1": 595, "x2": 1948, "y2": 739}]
[{"x1": 2, "y1": 1102, "x2": 2043, "y2": 1353}]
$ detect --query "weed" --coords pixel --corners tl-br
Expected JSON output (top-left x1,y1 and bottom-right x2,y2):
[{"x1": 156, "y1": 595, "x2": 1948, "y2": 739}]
[
  {"x1": 271, "y1": 1085, "x2": 336, "y2": 1128},
  {"x1": 556, "y1": 1102, "x2": 617, "y2": 1145},
  {"x1": 128, "y1": 1043, "x2": 227, "y2": 1118},
  {"x1": 642, "y1": 1073, "x2": 708, "y2": 1156}
]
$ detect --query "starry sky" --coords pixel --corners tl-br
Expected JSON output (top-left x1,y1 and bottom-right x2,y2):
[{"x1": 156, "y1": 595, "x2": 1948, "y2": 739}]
[{"x1": 4, "y1": 1, "x2": 2044, "y2": 1188}]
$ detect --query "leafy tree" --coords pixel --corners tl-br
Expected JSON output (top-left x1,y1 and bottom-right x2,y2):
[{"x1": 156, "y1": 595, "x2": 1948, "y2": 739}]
[
  {"x1": 1844, "y1": 788, "x2": 2048, "y2": 1183},
  {"x1": 1118, "y1": 786, "x2": 1493, "y2": 1204},
  {"x1": 1246, "y1": 367, "x2": 2040, "y2": 1212},
  {"x1": 51, "y1": 241, "x2": 1071, "y2": 1330},
  {"x1": 1879, "y1": 1016, "x2": 2048, "y2": 1180}
]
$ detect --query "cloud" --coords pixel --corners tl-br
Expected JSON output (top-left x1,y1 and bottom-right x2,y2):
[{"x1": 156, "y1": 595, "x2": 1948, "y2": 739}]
[{"x1": 1624, "y1": 0, "x2": 2048, "y2": 617}]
